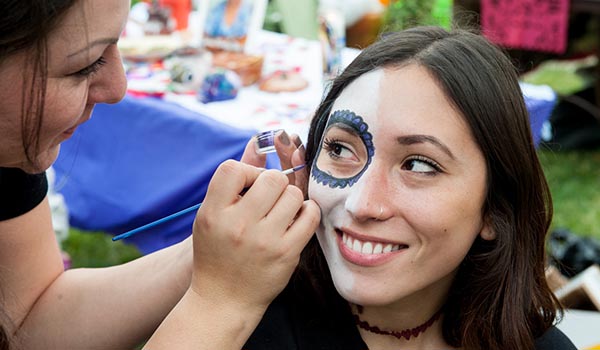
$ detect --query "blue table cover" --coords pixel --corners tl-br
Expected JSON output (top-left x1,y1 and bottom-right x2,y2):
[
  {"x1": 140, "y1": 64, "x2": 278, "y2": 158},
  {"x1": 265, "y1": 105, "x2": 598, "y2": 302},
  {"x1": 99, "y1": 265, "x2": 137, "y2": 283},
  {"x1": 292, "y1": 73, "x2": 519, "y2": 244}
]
[{"x1": 53, "y1": 95, "x2": 278, "y2": 254}]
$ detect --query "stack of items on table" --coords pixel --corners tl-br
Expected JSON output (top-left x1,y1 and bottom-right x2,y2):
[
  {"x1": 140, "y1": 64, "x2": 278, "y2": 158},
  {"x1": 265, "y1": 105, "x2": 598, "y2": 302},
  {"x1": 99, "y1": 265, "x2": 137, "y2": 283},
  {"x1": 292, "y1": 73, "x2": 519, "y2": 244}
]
[{"x1": 118, "y1": 0, "x2": 311, "y2": 102}]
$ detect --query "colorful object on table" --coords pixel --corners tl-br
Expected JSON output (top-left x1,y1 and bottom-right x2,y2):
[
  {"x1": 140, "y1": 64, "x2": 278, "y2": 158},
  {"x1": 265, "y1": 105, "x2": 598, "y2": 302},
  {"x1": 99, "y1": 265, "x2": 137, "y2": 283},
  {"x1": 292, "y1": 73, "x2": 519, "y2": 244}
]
[
  {"x1": 111, "y1": 164, "x2": 306, "y2": 242},
  {"x1": 198, "y1": 69, "x2": 241, "y2": 103},
  {"x1": 159, "y1": 0, "x2": 192, "y2": 30},
  {"x1": 259, "y1": 67, "x2": 309, "y2": 93},
  {"x1": 167, "y1": 47, "x2": 213, "y2": 90}
]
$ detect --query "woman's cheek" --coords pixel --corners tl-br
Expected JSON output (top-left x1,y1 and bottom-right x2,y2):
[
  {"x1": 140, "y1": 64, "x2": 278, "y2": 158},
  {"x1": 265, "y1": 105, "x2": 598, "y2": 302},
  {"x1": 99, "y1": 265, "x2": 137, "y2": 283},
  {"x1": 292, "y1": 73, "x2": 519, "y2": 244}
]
[
  {"x1": 44, "y1": 80, "x2": 88, "y2": 130},
  {"x1": 308, "y1": 178, "x2": 351, "y2": 222}
]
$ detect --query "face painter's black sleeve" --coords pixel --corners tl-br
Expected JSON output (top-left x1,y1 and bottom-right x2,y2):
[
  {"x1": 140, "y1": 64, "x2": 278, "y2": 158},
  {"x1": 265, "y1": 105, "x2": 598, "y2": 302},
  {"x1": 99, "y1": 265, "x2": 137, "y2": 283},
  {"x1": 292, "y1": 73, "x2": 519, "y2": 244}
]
[{"x1": 0, "y1": 167, "x2": 48, "y2": 220}]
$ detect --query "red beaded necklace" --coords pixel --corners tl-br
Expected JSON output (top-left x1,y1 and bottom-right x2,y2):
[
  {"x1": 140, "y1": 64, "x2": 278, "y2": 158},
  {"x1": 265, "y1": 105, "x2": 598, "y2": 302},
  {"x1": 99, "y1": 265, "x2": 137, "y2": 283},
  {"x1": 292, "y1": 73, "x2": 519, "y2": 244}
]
[{"x1": 353, "y1": 305, "x2": 442, "y2": 341}]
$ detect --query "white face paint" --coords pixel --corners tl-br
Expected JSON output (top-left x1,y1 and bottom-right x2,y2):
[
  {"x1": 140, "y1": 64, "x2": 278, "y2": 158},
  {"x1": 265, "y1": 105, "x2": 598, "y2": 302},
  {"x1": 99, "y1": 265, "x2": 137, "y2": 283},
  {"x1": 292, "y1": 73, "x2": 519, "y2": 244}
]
[{"x1": 308, "y1": 65, "x2": 490, "y2": 308}]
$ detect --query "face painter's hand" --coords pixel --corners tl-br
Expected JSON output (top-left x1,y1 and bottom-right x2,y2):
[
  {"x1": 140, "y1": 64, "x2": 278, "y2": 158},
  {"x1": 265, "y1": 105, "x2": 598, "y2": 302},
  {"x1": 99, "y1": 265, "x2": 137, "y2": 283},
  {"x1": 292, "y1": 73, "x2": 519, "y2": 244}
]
[
  {"x1": 191, "y1": 160, "x2": 320, "y2": 310},
  {"x1": 286, "y1": 133, "x2": 308, "y2": 196},
  {"x1": 240, "y1": 130, "x2": 308, "y2": 196},
  {"x1": 273, "y1": 131, "x2": 308, "y2": 196},
  {"x1": 240, "y1": 135, "x2": 267, "y2": 168}
]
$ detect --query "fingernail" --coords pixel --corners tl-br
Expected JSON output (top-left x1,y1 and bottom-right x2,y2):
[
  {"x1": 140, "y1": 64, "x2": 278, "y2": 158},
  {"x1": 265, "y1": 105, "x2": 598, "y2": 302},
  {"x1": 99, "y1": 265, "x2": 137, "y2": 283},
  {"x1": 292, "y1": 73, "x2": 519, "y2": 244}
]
[
  {"x1": 278, "y1": 130, "x2": 291, "y2": 145},
  {"x1": 292, "y1": 135, "x2": 303, "y2": 148}
]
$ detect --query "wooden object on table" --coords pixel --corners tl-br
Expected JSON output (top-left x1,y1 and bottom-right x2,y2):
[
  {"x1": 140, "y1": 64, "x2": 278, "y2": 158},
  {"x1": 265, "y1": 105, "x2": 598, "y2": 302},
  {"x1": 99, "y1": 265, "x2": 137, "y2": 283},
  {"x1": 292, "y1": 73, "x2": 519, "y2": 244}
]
[
  {"x1": 554, "y1": 264, "x2": 600, "y2": 311},
  {"x1": 259, "y1": 69, "x2": 308, "y2": 93},
  {"x1": 211, "y1": 51, "x2": 264, "y2": 86}
]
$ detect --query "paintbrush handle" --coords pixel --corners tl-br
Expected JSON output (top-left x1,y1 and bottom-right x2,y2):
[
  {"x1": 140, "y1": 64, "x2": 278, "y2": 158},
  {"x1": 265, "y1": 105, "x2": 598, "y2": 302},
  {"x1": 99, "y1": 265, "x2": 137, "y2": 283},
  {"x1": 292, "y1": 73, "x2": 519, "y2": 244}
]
[{"x1": 112, "y1": 203, "x2": 201, "y2": 241}]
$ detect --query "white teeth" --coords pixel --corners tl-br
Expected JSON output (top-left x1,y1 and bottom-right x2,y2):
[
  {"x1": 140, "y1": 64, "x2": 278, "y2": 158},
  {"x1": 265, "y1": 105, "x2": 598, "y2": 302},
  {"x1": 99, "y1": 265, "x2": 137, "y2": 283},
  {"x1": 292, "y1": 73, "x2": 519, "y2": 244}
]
[
  {"x1": 352, "y1": 239, "x2": 362, "y2": 252},
  {"x1": 342, "y1": 232, "x2": 404, "y2": 255},
  {"x1": 373, "y1": 243, "x2": 383, "y2": 254},
  {"x1": 345, "y1": 236, "x2": 353, "y2": 249}
]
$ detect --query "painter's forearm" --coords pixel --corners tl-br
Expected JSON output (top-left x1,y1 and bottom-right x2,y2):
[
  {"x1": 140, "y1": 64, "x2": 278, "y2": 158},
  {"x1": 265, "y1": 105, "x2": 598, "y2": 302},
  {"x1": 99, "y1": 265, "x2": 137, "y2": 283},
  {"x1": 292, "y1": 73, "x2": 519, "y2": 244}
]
[
  {"x1": 144, "y1": 288, "x2": 265, "y2": 350},
  {"x1": 15, "y1": 239, "x2": 192, "y2": 349}
]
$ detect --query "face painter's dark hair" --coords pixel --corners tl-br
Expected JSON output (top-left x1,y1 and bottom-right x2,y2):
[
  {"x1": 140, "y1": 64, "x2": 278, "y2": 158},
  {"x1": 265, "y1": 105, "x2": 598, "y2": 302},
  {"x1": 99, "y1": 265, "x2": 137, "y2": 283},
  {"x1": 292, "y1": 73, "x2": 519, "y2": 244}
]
[
  {"x1": 0, "y1": 1, "x2": 78, "y2": 347},
  {"x1": 0, "y1": 0, "x2": 78, "y2": 169},
  {"x1": 296, "y1": 26, "x2": 558, "y2": 350}
]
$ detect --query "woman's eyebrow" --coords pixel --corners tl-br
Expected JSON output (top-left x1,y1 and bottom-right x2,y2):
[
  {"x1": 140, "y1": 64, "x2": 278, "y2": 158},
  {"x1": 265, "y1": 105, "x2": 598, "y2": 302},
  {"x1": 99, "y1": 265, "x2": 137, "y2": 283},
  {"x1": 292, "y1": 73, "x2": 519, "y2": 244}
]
[
  {"x1": 67, "y1": 37, "x2": 118, "y2": 58},
  {"x1": 396, "y1": 134, "x2": 456, "y2": 159}
]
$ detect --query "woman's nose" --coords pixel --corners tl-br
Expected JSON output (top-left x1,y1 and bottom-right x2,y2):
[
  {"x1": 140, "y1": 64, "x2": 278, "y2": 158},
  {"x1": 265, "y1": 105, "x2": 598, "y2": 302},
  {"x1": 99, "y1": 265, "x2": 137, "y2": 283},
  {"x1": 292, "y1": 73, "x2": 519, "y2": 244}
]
[
  {"x1": 88, "y1": 45, "x2": 126, "y2": 104},
  {"x1": 344, "y1": 164, "x2": 392, "y2": 222}
]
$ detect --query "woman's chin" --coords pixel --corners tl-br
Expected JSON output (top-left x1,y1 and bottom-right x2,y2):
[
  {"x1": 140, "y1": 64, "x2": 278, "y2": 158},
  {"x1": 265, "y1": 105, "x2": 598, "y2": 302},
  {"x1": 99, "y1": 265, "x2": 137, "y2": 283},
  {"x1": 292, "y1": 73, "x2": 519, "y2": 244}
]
[{"x1": 21, "y1": 146, "x2": 60, "y2": 174}]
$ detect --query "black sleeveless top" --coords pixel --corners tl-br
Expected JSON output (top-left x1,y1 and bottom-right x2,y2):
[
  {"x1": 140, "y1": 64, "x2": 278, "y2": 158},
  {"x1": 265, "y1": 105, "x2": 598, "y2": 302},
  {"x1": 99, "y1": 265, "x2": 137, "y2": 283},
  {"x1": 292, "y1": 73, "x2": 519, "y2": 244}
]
[
  {"x1": 0, "y1": 167, "x2": 48, "y2": 220},
  {"x1": 245, "y1": 285, "x2": 578, "y2": 350}
]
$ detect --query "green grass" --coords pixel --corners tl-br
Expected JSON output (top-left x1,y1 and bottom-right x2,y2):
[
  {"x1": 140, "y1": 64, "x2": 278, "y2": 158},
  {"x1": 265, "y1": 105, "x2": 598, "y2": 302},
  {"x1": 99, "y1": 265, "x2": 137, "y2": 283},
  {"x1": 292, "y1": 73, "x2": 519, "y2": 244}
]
[
  {"x1": 62, "y1": 229, "x2": 141, "y2": 268},
  {"x1": 521, "y1": 56, "x2": 597, "y2": 96},
  {"x1": 538, "y1": 150, "x2": 600, "y2": 240}
]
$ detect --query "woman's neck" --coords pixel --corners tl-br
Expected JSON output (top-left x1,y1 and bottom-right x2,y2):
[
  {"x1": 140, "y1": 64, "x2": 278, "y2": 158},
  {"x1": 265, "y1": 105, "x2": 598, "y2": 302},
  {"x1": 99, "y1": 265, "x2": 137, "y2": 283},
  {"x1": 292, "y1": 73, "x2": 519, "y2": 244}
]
[
  {"x1": 354, "y1": 304, "x2": 452, "y2": 350},
  {"x1": 349, "y1": 287, "x2": 452, "y2": 350}
]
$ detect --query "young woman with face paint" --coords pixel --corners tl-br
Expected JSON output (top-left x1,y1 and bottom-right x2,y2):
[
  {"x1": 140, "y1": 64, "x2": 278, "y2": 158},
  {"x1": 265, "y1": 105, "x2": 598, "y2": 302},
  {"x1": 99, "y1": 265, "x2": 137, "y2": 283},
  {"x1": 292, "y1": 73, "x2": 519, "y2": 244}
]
[
  {"x1": 0, "y1": 1, "x2": 319, "y2": 348},
  {"x1": 244, "y1": 27, "x2": 577, "y2": 350}
]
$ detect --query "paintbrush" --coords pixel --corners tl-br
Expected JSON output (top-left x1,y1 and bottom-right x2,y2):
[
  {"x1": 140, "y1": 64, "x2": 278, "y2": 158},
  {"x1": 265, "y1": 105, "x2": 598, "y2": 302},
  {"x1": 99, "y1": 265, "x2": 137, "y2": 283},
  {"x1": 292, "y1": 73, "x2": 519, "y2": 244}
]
[{"x1": 112, "y1": 164, "x2": 306, "y2": 241}]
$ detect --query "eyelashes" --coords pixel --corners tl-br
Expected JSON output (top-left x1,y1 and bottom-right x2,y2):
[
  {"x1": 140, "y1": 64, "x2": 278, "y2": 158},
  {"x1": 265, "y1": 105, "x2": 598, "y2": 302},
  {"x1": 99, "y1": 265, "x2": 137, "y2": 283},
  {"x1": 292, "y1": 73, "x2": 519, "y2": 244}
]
[
  {"x1": 73, "y1": 56, "x2": 107, "y2": 77},
  {"x1": 402, "y1": 156, "x2": 443, "y2": 175},
  {"x1": 323, "y1": 137, "x2": 354, "y2": 160}
]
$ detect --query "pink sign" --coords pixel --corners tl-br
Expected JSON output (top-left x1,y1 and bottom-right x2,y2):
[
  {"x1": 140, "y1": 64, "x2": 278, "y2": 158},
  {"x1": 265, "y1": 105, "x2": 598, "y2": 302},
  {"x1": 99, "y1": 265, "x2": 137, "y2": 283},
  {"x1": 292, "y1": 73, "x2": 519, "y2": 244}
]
[{"x1": 481, "y1": 0, "x2": 570, "y2": 54}]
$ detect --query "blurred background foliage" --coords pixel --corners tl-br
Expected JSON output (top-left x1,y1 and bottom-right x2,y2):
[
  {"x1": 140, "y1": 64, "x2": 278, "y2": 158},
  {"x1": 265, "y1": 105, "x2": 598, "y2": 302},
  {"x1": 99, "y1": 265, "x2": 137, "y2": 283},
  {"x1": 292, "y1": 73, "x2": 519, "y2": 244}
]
[{"x1": 383, "y1": 0, "x2": 452, "y2": 32}]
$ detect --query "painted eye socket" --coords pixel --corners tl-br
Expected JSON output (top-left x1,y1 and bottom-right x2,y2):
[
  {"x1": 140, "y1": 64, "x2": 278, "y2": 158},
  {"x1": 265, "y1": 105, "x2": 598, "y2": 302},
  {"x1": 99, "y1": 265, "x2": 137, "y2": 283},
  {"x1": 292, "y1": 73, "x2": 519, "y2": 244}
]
[
  {"x1": 316, "y1": 126, "x2": 367, "y2": 179},
  {"x1": 323, "y1": 138, "x2": 358, "y2": 161},
  {"x1": 311, "y1": 109, "x2": 374, "y2": 189},
  {"x1": 402, "y1": 157, "x2": 441, "y2": 174}
]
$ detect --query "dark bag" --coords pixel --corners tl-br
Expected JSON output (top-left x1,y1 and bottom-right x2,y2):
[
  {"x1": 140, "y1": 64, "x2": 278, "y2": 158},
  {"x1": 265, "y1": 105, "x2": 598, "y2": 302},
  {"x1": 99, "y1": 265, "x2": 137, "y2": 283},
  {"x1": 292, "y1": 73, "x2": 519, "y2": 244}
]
[
  {"x1": 548, "y1": 228, "x2": 600, "y2": 277},
  {"x1": 541, "y1": 86, "x2": 600, "y2": 150}
]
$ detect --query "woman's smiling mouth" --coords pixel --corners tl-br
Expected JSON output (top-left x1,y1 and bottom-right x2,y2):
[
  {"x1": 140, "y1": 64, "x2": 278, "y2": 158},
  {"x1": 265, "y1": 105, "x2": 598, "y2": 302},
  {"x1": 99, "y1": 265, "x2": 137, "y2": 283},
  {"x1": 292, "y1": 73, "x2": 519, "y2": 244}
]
[{"x1": 335, "y1": 228, "x2": 408, "y2": 267}]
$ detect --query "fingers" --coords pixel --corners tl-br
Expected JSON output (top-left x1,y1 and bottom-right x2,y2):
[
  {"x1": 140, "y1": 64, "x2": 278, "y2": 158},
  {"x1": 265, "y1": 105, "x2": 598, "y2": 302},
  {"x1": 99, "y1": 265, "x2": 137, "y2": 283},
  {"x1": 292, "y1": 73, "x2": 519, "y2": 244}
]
[
  {"x1": 203, "y1": 160, "x2": 264, "y2": 208},
  {"x1": 239, "y1": 169, "x2": 290, "y2": 219},
  {"x1": 274, "y1": 130, "x2": 294, "y2": 173},
  {"x1": 283, "y1": 200, "x2": 321, "y2": 250},
  {"x1": 240, "y1": 136, "x2": 267, "y2": 167},
  {"x1": 291, "y1": 144, "x2": 308, "y2": 196},
  {"x1": 264, "y1": 184, "x2": 304, "y2": 229},
  {"x1": 274, "y1": 132, "x2": 307, "y2": 186}
]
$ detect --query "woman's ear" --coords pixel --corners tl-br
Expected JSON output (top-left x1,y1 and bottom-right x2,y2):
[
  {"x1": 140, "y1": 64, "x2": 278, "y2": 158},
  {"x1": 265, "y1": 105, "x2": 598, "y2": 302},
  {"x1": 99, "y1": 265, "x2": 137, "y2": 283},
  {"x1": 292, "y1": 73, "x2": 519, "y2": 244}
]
[{"x1": 479, "y1": 216, "x2": 496, "y2": 241}]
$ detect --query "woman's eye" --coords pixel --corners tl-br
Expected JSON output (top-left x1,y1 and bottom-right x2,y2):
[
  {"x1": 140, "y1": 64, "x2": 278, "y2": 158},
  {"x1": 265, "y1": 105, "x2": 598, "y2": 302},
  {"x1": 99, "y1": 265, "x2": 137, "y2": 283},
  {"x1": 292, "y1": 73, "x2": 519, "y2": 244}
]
[
  {"x1": 402, "y1": 157, "x2": 441, "y2": 174},
  {"x1": 323, "y1": 139, "x2": 356, "y2": 161},
  {"x1": 72, "y1": 56, "x2": 107, "y2": 77}
]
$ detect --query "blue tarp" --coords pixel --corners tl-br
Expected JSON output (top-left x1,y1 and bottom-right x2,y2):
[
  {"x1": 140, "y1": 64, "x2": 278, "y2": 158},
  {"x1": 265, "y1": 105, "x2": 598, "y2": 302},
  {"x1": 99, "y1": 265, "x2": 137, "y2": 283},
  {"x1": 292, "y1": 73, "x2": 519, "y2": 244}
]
[{"x1": 54, "y1": 95, "x2": 278, "y2": 254}]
